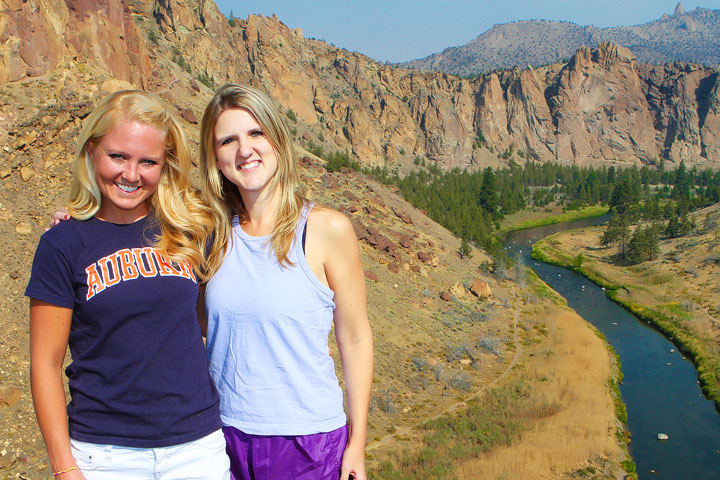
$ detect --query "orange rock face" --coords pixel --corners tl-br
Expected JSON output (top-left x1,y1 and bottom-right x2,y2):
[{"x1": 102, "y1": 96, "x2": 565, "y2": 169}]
[{"x1": 0, "y1": 2, "x2": 718, "y2": 169}]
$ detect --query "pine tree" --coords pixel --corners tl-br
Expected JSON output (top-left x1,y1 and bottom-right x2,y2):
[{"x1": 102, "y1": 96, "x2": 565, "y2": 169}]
[
  {"x1": 478, "y1": 167, "x2": 499, "y2": 217},
  {"x1": 459, "y1": 237, "x2": 473, "y2": 259}
]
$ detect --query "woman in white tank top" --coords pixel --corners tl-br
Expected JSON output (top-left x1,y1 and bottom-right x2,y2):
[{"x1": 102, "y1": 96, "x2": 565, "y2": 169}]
[{"x1": 199, "y1": 84, "x2": 373, "y2": 480}]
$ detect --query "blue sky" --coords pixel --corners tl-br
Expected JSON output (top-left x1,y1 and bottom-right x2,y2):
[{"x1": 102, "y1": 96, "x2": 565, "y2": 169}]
[{"x1": 214, "y1": 1, "x2": 718, "y2": 62}]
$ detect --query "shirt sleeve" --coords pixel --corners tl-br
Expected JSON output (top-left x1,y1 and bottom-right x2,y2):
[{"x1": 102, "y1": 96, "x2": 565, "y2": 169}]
[{"x1": 25, "y1": 236, "x2": 76, "y2": 309}]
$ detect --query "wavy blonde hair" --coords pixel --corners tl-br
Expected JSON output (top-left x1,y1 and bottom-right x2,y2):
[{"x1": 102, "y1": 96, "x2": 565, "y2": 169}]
[
  {"x1": 200, "y1": 84, "x2": 304, "y2": 275},
  {"x1": 68, "y1": 90, "x2": 215, "y2": 279}
]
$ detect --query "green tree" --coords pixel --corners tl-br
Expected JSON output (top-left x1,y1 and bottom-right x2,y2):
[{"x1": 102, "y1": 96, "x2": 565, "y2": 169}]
[
  {"x1": 478, "y1": 167, "x2": 499, "y2": 217},
  {"x1": 602, "y1": 214, "x2": 630, "y2": 256},
  {"x1": 459, "y1": 237, "x2": 473, "y2": 259},
  {"x1": 572, "y1": 253, "x2": 584, "y2": 269},
  {"x1": 626, "y1": 225, "x2": 660, "y2": 264}
]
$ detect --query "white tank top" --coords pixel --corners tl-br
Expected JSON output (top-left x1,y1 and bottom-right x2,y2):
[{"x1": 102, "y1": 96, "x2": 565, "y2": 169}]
[{"x1": 204, "y1": 204, "x2": 346, "y2": 435}]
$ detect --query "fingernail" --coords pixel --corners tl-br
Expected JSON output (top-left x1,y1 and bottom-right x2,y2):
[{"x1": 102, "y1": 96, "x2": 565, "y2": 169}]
[{"x1": 64, "y1": 214, "x2": 70, "y2": 220}]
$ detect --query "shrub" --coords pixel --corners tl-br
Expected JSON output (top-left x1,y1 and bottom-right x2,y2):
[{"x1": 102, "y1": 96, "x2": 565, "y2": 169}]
[
  {"x1": 621, "y1": 459, "x2": 636, "y2": 474},
  {"x1": 148, "y1": 29, "x2": 159, "y2": 46},
  {"x1": 446, "y1": 373, "x2": 472, "y2": 392},
  {"x1": 196, "y1": 72, "x2": 215, "y2": 89}
]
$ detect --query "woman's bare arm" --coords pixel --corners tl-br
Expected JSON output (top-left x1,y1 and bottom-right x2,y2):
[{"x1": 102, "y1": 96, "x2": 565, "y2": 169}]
[
  {"x1": 30, "y1": 299, "x2": 85, "y2": 479},
  {"x1": 311, "y1": 208, "x2": 373, "y2": 480}
]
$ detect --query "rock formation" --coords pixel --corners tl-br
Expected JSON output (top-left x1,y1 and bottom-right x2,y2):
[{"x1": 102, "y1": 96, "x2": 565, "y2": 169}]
[{"x1": 0, "y1": 0, "x2": 719, "y2": 171}]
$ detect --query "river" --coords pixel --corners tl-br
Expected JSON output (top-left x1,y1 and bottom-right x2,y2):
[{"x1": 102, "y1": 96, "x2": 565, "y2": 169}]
[{"x1": 504, "y1": 217, "x2": 720, "y2": 479}]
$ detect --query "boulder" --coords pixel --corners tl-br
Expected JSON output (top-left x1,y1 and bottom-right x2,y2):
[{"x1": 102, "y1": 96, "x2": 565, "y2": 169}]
[
  {"x1": 364, "y1": 271, "x2": 378, "y2": 282},
  {"x1": 0, "y1": 386, "x2": 21, "y2": 407},
  {"x1": 449, "y1": 282, "x2": 467, "y2": 298},
  {"x1": 15, "y1": 223, "x2": 32, "y2": 235},
  {"x1": 20, "y1": 166, "x2": 34, "y2": 181},
  {"x1": 398, "y1": 234, "x2": 414, "y2": 248},
  {"x1": 417, "y1": 251, "x2": 432, "y2": 264},
  {"x1": 180, "y1": 108, "x2": 197, "y2": 124},
  {"x1": 393, "y1": 208, "x2": 414, "y2": 224},
  {"x1": 470, "y1": 279, "x2": 493, "y2": 299},
  {"x1": 342, "y1": 190, "x2": 359, "y2": 202}
]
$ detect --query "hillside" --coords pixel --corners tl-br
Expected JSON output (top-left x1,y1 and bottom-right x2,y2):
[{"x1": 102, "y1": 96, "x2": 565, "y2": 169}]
[
  {"x1": 0, "y1": 57, "x2": 627, "y2": 480},
  {"x1": 0, "y1": 0, "x2": 632, "y2": 478},
  {"x1": 403, "y1": 4, "x2": 720, "y2": 76},
  {"x1": 1, "y1": 0, "x2": 719, "y2": 170}
]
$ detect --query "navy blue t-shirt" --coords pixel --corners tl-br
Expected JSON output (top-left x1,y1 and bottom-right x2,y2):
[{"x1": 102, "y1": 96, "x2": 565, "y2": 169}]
[{"x1": 25, "y1": 216, "x2": 222, "y2": 448}]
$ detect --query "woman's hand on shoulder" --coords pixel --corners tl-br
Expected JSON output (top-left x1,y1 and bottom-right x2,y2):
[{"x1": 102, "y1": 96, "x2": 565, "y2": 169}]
[{"x1": 46, "y1": 207, "x2": 70, "y2": 231}]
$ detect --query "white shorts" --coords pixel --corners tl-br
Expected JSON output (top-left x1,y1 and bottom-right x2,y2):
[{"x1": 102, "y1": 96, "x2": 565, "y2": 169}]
[{"x1": 69, "y1": 429, "x2": 230, "y2": 480}]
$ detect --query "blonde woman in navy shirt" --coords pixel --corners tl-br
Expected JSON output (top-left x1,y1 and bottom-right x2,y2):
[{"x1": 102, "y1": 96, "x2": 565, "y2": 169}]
[
  {"x1": 27, "y1": 91, "x2": 230, "y2": 479},
  {"x1": 198, "y1": 84, "x2": 373, "y2": 480}
]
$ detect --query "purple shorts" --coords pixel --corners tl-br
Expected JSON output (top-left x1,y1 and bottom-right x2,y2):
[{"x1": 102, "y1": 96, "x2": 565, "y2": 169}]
[{"x1": 222, "y1": 424, "x2": 348, "y2": 480}]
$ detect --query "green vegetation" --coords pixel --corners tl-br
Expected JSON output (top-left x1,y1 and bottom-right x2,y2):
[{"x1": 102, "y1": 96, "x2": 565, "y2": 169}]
[
  {"x1": 148, "y1": 28, "x2": 159, "y2": 46},
  {"x1": 325, "y1": 150, "x2": 360, "y2": 172},
  {"x1": 600, "y1": 160, "x2": 716, "y2": 265},
  {"x1": 621, "y1": 459, "x2": 637, "y2": 478},
  {"x1": 458, "y1": 237, "x2": 473, "y2": 259},
  {"x1": 371, "y1": 380, "x2": 533, "y2": 480},
  {"x1": 363, "y1": 159, "x2": 719, "y2": 254},
  {"x1": 172, "y1": 47, "x2": 191, "y2": 73},
  {"x1": 196, "y1": 72, "x2": 215, "y2": 89},
  {"x1": 502, "y1": 205, "x2": 609, "y2": 233}
]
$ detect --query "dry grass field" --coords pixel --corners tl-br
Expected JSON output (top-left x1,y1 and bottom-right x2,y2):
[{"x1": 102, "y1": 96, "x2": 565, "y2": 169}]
[{"x1": 458, "y1": 307, "x2": 621, "y2": 479}]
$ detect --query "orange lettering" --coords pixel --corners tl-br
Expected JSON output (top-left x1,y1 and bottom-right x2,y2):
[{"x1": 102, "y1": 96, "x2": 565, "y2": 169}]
[
  {"x1": 153, "y1": 250, "x2": 184, "y2": 277},
  {"x1": 85, "y1": 263, "x2": 105, "y2": 300},
  {"x1": 118, "y1": 248, "x2": 139, "y2": 280},
  {"x1": 177, "y1": 260, "x2": 197, "y2": 282},
  {"x1": 135, "y1": 247, "x2": 159, "y2": 277},
  {"x1": 98, "y1": 253, "x2": 121, "y2": 287}
]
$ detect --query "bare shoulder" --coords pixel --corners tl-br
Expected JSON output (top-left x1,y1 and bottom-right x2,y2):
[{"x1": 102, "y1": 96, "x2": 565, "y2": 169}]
[{"x1": 307, "y1": 205, "x2": 356, "y2": 241}]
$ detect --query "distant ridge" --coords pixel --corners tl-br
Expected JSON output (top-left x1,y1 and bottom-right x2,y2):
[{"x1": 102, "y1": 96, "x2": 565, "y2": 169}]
[{"x1": 402, "y1": 4, "x2": 720, "y2": 76}]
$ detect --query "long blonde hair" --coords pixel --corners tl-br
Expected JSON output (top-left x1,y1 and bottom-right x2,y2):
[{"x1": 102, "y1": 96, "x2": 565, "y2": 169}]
[
  {"x1": 200, "y1": 84, "x2": 304, "y2": 274},
  {"x1": 68, "y1": 90, "x2": 215, "y2": 279}
]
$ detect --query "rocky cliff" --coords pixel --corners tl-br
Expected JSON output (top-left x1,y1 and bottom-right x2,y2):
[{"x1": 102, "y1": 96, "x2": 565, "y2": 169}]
[{"x1": 1, "y1": 0, "x2": 719, "y2": 171}]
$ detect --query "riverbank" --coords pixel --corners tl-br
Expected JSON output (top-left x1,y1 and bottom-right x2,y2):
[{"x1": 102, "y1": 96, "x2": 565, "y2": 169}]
[
  {"x1": 531, "y1": 207, "x2": 720, "y2": 411},
  {"x1": 456, "y1": 302, "x2": 628, "y2": 479},
  {"x1": 500, "y1": 205, "x2": 609, "y2": 234},
  {"x1": 369, "y1": 270, "x2": 627, "y2": 479}
]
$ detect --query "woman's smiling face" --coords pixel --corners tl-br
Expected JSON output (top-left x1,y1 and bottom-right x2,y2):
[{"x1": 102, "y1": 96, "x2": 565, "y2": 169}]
[
  {"x1": 213, "y1": 107, "x2": 278, "y2": 200},
  {"x1": 89, "y1": 118, "x2": 166, "y2": 224}
]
